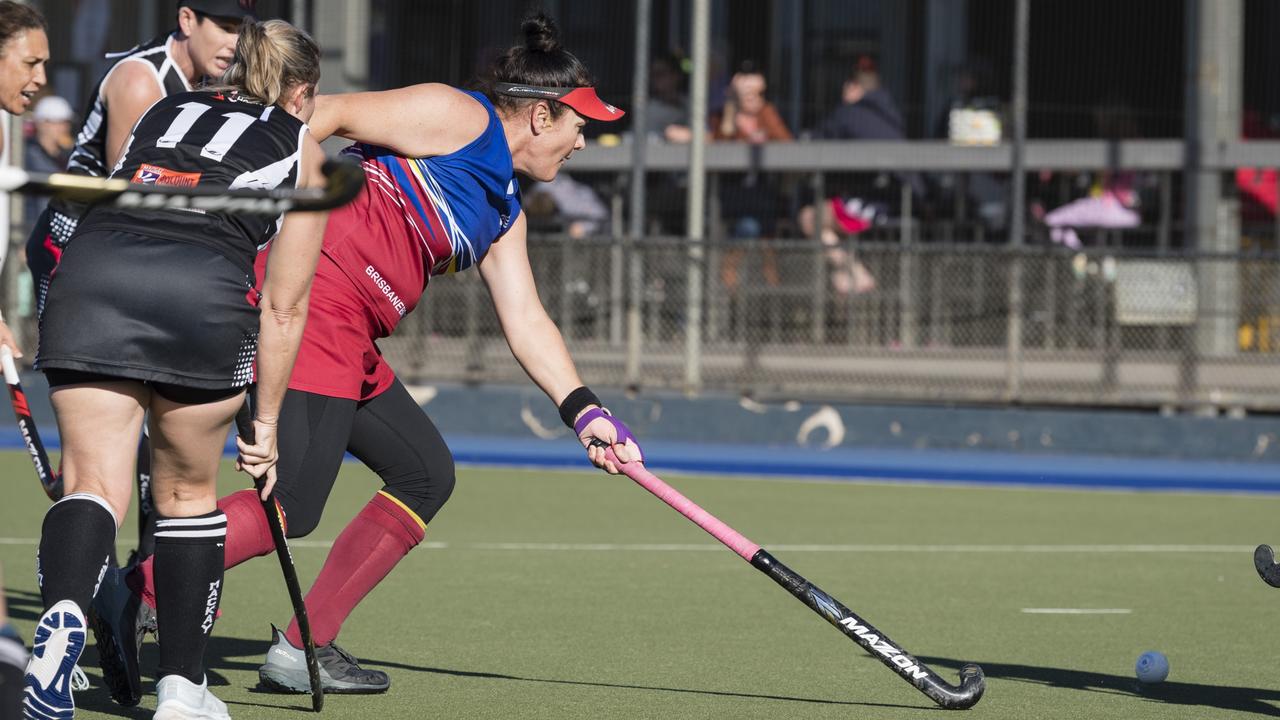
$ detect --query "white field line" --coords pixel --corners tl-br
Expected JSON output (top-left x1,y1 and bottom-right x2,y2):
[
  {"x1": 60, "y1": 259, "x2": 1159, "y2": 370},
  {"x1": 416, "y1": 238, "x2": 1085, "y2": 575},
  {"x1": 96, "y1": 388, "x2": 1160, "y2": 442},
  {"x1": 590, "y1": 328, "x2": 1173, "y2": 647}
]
[
  {"x1": 1021, "y1": 608, "x2": 1133, "y2": 615},
  {"x1": 0, "y1": 538, "x2": 1256, "y2": 553}
]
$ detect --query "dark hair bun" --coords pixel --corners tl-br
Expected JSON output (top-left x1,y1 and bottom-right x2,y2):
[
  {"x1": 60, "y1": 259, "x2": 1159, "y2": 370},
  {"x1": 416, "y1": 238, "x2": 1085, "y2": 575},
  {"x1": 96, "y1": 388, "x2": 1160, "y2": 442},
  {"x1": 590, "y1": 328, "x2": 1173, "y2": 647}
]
[{"x1": 522, "y1": 12, "x2": 560, "y2": 53}]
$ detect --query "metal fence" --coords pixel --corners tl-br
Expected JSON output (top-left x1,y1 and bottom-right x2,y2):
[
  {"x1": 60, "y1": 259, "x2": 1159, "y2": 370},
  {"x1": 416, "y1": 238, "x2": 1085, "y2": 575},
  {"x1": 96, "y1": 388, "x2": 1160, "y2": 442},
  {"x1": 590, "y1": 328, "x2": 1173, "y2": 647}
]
[
  {"x1": 379, "y1": 232, "x2": 1280, "y2": 411},
  {"x1": 6, "y1": 1, "x2": 1277, "y2": 413},
  {"x1": 6, "y1": 133, "x2": 1277, "y2": 411}
]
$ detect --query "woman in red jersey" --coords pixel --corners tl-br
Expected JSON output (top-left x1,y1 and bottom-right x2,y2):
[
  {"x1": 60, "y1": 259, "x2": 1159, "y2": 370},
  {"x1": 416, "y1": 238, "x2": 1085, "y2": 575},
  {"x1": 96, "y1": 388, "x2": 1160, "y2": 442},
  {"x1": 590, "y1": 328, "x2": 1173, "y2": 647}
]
[{"x1": 98, "y1": 11, "x2": 641, "y2": 699}]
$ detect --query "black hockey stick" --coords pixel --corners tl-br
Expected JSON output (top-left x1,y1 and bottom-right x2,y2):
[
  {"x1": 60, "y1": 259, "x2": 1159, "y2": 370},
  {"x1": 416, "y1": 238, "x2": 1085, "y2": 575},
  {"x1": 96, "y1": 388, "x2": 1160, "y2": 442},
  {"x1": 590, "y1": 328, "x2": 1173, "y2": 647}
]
[
  {"x1": 235, "y1": 393, "x2": 323, "y2": 712},
  {"x1": 0, "y1": 157, "x2": 365, "y2": 215},
  {"x1": 1, "y1": 346, "x2": 62, "y2": 501},
  {"x1": 602, "y1": 445, "x2": 985, "y2": 709},
  {"x1": 133, "y1": 427, "x2": 156, "y2": 562},
  {"x1": 1254, "y1": 545, "x2": 1280, "y2": 588},
  {"x1": 2, "y1": 347, "x2": 154, "y2": 566}
]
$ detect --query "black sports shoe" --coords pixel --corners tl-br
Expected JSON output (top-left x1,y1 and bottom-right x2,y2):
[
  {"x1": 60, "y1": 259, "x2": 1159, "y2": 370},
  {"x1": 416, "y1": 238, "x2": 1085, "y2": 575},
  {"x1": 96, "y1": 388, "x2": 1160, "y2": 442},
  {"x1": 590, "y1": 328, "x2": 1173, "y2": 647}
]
[
  {"x1": 89, "y1": 566, "x2": 155, "y2": 707},
  {"x1": 258, "y1": 625, "x2": 390, "y2": 694}
]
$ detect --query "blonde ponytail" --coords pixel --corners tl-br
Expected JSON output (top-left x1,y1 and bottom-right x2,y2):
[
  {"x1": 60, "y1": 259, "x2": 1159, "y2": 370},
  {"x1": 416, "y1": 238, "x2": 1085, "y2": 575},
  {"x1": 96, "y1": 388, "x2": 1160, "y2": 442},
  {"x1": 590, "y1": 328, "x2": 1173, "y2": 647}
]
[{"x1": 217, "y1": 19, "x2": 319, "y2": 106}]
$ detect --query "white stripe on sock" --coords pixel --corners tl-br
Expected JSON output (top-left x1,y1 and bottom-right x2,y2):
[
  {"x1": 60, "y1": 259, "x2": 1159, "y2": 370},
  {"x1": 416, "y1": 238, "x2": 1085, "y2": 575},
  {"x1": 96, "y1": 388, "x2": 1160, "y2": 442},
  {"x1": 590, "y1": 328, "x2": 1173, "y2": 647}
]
[
  {"x1": 155, "y1": 516, "x2": 228, "y2": 528},
  {"x1": 55, "y1": 492, "x2": 119, "y2": 527},
  {"x1": 155, "y1": 528, "x2": 227, "y2": 539}
]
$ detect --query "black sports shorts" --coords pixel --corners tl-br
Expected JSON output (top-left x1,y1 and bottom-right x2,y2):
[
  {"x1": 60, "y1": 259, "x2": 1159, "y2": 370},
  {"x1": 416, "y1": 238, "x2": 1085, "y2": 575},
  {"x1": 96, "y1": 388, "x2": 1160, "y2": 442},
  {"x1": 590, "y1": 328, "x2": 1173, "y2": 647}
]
[
  {"x1": 37, "y1": 229, "x2": 259, "y2": 392},
  {"x1": 44, "y1": 369, "x2": 243, "y2": 405}
]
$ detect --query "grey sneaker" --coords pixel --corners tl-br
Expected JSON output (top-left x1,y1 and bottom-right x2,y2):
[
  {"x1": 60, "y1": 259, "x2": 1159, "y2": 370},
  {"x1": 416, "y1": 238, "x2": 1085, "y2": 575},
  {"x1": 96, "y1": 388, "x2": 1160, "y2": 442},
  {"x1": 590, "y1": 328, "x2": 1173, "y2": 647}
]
[
  {"x1": 258, "y1": 625, "x2": 390, "y2": 694},
  {"x1": 90, "y1": 565, "x2": 156, "y2": 707}
]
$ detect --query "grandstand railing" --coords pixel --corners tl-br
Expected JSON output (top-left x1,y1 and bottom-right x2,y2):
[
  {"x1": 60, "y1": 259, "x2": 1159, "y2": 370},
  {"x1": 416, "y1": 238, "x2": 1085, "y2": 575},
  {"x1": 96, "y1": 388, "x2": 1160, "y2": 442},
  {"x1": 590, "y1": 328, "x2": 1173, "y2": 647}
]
[
  {"x1": 381, "y1": 236, "x2": 1280, "y2": 411},
  {"x1": 7, "y1": 140, "x2": 1278, "y2": 410},
  {"x1": 564, "y1": 139, "x2": 1280, "y2": 172},
  {"x1": 365, "y1": 139, "x2": 1280, "y2": 411}
]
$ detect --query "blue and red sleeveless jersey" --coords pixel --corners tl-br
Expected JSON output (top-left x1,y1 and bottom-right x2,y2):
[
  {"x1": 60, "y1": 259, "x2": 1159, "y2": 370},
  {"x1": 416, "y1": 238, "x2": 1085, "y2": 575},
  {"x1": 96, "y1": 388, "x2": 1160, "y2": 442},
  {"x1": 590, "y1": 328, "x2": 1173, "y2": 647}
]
[{"x1": 319, "y1": 89, "x2": 521, "y2": 336}]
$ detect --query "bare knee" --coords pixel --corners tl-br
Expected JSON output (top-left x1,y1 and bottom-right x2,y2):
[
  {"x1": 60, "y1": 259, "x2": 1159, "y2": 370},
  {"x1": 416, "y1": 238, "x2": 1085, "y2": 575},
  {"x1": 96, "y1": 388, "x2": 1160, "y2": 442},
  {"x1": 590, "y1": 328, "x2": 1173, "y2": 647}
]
[
  {"x1": 57, "y1": 476, "x2": 131, "y2": 529},
  {"x1": 152, "y1": 479, "x2": 218, "y2": 518}
]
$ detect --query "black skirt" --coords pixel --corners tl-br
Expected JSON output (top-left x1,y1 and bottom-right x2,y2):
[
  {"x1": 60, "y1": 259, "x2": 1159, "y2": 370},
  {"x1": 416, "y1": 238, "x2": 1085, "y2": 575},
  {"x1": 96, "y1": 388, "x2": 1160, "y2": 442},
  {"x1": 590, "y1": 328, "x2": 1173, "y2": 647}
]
[{"x1": 37, "y1": 230, "x2": 259, "y2": 390}]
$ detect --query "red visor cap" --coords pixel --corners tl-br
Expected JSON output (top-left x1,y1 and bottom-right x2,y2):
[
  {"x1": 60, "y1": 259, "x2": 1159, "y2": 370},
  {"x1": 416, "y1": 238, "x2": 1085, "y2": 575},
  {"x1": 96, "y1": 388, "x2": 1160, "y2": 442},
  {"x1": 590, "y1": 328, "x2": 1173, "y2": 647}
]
[{"x1": 558, "y1": 87, "x2": 626, "y2": 122}]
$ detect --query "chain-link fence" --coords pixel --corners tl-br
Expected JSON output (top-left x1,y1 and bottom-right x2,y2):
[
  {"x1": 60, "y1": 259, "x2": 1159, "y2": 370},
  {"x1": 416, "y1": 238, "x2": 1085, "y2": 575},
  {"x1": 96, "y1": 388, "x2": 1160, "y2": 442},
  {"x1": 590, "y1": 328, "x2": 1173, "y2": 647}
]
[
  {"x1": 378, "y1": 231, "x2": 1280, "y2": 410},
  {"x1": 6, "y1": 0, "x2": 1279, "y2": 414}
]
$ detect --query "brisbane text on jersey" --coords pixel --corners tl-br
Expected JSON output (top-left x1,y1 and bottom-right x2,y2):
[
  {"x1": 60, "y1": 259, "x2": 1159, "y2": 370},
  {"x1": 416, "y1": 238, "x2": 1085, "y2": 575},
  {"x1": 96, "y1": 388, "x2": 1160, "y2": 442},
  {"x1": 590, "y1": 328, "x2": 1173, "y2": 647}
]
[{"x1": 365, "y1": 265, "x2": 407, "y2": 317}]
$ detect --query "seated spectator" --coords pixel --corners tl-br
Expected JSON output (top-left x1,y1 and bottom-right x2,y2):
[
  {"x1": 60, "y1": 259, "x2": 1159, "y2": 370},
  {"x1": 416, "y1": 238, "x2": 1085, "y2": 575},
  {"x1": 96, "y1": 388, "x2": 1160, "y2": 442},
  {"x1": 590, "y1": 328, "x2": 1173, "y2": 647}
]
[
  {"x1": 1035, "y1": 101, "x2": 1145, "y2": 249},
  {"x1": 797, "y1": 57, "x2": 920, "y2": 295},
  {"x1": 1237, "y1": 110, "x2": 1278, "y2": 226},
  {"x1": 1038, "y1": 173, "x2": 1140, "y2": 249},
  {"x1": 710, "y1": 61, "x2": 791, "y2": 291},
  {"x1": 797, "y1": 197, "x2": 878, "y2": 296},
  {"x1": 816, "y1": 56, "x2": 926, "y2": 203},
  {"x1": 933, "y1": 59, "x2": 1009, "y2": 232},
  {"x1": 644, "y1": 53, "x2": 691, "y2": 143},
  {"x1": 818, "y1": 56, "x2": 907, "y2": 141},
  {"x1": 525, "y1": 172, "x2": 610, "y2": 239},
  {"x1": 642, "y1": 52, "x2": 692, "y2": 234},
  {"x1": 23, "y1": 94, "x2": 74, "y2": 224}
]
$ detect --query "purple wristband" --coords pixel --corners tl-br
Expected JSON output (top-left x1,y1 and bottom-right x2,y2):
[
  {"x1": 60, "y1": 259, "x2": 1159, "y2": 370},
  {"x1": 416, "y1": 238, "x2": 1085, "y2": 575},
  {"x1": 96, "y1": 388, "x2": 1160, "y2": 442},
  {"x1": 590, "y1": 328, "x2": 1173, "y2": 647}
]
[{"x1": 574, "y1": 407, "x2": 641, "y2": 456}]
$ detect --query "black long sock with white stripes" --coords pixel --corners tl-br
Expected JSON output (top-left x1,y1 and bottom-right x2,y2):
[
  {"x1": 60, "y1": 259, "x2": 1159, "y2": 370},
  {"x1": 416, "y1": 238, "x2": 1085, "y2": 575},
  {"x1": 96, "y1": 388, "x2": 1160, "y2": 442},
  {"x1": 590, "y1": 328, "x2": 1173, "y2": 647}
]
[
  {"x1": 154, "y1": 510, "x2": 226, "y2": 684},
  {"x1": 37, "y1": 493, "x2": 117, "y2": 615}
]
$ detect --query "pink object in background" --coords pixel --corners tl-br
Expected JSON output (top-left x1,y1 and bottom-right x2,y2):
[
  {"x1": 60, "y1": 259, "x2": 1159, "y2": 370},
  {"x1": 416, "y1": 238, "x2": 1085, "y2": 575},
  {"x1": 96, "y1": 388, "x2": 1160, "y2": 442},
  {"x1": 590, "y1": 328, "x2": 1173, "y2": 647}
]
[
  {"x1": 1044, "y1": 192, "x2": 1140, "y2": 249},
  {"x1": 830, "y1": 196, "x2": 877, "y2": 234}
]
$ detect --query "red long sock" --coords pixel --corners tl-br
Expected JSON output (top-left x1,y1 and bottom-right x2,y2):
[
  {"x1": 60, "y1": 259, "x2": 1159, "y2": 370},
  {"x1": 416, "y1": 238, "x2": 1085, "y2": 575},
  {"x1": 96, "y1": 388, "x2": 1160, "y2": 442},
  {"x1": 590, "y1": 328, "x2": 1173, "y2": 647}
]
[
  {"x1": 130, "y1": 489, "x2": 275, "y2": 608},
  {"x1": 286, "y1": 492, "x2": 425, "y2": 647}
]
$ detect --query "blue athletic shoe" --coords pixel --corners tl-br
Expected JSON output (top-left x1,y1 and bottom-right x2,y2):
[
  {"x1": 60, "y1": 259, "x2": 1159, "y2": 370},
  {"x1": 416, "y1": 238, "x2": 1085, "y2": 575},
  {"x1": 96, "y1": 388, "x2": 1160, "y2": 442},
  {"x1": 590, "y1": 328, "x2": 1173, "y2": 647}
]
[{"x1": 23, "y1": 600, "x2": 86, "y2": 720}]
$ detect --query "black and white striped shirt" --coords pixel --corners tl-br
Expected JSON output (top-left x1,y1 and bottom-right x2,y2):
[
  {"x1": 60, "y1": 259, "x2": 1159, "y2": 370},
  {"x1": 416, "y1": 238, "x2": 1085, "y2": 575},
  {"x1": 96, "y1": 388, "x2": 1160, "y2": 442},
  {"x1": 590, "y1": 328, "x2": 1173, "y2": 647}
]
[
  {"x1": 68, "y1": 34, "x2": 193, "y2": 178},
  {"x1": 52, "y1": 34, "x2": 192, "y2": 216},
  {"x1": 79, "y1": 90, "x2": 308, "y2": 275}
]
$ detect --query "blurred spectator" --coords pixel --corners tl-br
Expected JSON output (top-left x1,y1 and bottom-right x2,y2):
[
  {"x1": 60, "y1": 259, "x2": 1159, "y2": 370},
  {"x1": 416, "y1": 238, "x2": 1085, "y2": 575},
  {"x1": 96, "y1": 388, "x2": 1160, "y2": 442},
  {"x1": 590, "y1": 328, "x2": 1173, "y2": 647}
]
[
  {"x1": 819, "y1": 58, "x2": 925, "y2": 198},
  {"x1": 524, "y1": 172, "x2": 610, "y2": 239},
  {"x1": 641, "y1": 52, "x2": 693, "y2": 235},
  {"x1": 818, "y1": 56, "x2": 907, "y2": 141},
  {"x1": 934, "y1": 59, "x2": 1003, "y2": 141},
  {"x1": 23, "y1": 94, "x2": 74, "y2": 224},
  {"x1": 1237, "y1": 110, "x2": 1278, "y2": 226},
  {"x1": 933, "y1": 59, "x2": 1008, "y2": 232},
  {"x1": 797, "y1": 198, "x2": 877, "y2": 296},
  {"x1": 1035, "y1": 100, "x2": 1145, "y2": 249},
  {"x1": 1037, "y1": 174, "x2": 1140, "y2": 250},
  {"x1": 644, "y1": 53, "x2": 690, "y2": 143},
  {"x1": 710, "y1": 62, "x2": 792, "y2": 291},
  {"x1": 797, "y1": 57, "x2": 920, "y2": 295},
  {"x1": 712, "y1": 65, "x2": 791, "y2": 144}
]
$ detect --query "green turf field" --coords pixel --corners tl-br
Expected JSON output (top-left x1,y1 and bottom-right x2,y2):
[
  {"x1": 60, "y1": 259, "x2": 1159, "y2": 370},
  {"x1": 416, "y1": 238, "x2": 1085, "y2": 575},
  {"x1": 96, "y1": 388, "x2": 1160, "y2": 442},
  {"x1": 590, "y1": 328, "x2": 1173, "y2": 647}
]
[{"x1": 3, "y1": 449, "x2": 1279, "y2": 719}]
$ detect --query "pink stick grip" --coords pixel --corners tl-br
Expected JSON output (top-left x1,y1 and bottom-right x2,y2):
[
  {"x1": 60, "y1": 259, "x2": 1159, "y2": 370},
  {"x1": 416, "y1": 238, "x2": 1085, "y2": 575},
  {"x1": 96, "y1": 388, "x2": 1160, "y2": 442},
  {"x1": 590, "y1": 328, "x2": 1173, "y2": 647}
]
[{"x1": 607, "y1": 449, "x2": 760, "y2": 562}]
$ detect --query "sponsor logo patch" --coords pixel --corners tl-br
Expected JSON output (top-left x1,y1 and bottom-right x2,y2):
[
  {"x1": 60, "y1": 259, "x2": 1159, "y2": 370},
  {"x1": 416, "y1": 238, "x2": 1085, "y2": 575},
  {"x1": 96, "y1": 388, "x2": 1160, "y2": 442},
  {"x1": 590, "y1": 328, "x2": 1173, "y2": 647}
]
[{"x1": 132, "y1": 163, "x2": 201, "y2": 188}]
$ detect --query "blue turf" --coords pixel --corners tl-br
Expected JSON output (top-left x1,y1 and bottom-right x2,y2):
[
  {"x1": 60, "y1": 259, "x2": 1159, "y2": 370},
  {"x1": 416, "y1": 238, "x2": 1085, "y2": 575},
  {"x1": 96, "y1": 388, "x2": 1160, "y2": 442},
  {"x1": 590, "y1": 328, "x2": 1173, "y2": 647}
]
[{"x1": 4, "y1": 429, "x2": 1276, "y2": 494}]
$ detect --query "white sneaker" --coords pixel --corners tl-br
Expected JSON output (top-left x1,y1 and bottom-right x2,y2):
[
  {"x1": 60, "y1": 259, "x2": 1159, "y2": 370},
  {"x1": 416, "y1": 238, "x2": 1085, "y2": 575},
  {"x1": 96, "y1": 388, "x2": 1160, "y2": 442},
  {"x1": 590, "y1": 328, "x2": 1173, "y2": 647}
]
[
  {"x1": 23, "y1": 599, "x2": 86, "y2": 720},
  {"x1": 154, "y1": 675, "x2": 230, "y2": 720}
]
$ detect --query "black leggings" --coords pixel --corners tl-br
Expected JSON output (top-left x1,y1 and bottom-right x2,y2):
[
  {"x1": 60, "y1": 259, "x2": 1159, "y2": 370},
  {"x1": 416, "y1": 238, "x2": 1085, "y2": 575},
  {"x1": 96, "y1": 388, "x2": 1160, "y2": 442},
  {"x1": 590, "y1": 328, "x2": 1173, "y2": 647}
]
[{"x1": 272, "y1": 379, "x2": 456, "y2": 538}]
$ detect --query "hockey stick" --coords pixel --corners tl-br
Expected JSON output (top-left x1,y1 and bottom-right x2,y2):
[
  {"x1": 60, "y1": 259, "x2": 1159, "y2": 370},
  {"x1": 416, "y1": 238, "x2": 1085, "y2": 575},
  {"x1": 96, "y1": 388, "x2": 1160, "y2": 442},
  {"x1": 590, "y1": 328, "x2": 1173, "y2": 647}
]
[
  {"x1": 133, "y1": 427, "x2": 156, "y2": 562},
  {"x1": 0, "y1": 157, "x2": 365, "y2": 215},
  {"x1": 235, "y1": 394, "x2": 324, "y2": 712},
  {"x1": 1253, "y1": 545, "x2": 1280, "y2": 588},
  {"x1": 1, "y1": 346, "x2": 62, "y2": 501},
  {"x1": 1, "y1": 347, "x2": 154, "y2": 565},
  {"x1": 601, "y1": 446, "x2": 985, "y2": 710}
]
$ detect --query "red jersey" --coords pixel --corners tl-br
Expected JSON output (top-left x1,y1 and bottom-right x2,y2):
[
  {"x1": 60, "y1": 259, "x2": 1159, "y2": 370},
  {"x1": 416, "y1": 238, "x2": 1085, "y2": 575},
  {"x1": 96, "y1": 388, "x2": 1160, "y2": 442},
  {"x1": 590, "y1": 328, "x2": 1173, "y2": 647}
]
[{"x1": 255, "y1": 90, "x2": 521, "y2": 401}]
